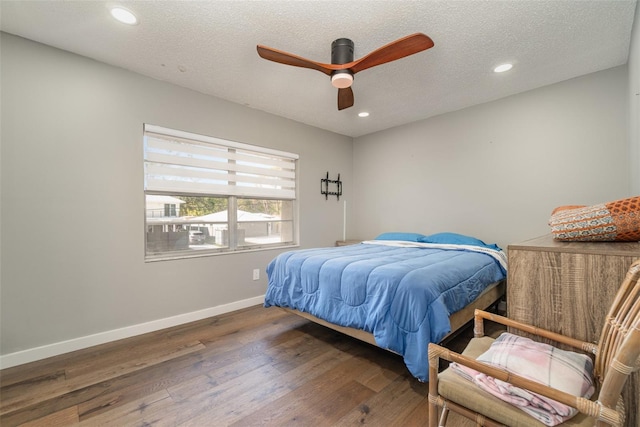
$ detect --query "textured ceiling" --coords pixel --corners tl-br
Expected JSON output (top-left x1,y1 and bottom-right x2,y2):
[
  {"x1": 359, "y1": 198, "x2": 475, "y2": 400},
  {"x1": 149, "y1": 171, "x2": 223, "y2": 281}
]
[{"x1": 1, "y1": 0, "x2": 637, "y2": 137}]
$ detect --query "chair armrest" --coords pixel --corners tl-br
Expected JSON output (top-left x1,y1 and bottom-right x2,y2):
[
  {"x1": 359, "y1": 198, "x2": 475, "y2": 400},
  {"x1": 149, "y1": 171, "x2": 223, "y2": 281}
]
[
  {"x1": 473, "y1": 309, "x2": 598, "y2": 355},
  {"x1": 427, "y1": 343, "x2": 619, "y2": 424}
]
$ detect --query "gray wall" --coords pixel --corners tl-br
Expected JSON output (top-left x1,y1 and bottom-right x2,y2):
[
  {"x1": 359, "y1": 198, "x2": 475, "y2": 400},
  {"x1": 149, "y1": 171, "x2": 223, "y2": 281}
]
[
  {"x1": 629, "y1": 2, "x2": 640, "y2": 195},
  {"x1": 352, "y1": 66, "x2": 630, "y2": 250},
  {"x1": 0, "y1": 33, "x2": 352, "y2": 360}
]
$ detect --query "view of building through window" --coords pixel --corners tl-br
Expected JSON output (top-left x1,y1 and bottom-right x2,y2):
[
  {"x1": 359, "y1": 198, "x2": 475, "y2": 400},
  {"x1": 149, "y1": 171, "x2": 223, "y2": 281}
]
[{"x1": 145, "y1": 195, "x2": 294, "y2": 256}]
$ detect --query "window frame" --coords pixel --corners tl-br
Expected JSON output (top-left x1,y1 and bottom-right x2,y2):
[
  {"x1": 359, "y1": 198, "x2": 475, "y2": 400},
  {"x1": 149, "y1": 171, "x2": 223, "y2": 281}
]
[{"x1": 143, "y1": 125, "x2": 299, "y2": 261}]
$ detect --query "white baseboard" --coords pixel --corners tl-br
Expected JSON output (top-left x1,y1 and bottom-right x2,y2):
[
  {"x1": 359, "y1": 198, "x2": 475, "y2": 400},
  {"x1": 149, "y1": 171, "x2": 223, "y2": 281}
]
[{"x1": 0, "y1": 295, "x2": 265, "y2": 370}]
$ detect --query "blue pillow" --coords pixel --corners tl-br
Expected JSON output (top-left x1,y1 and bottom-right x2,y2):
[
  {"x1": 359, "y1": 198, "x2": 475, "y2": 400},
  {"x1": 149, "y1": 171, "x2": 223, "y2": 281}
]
[
  {"x1": 419, "y1": 232, "x2": 501, "y2": 250},
  {"x1": 375, "y1": 232, "x2": 427, "y2": 242}
]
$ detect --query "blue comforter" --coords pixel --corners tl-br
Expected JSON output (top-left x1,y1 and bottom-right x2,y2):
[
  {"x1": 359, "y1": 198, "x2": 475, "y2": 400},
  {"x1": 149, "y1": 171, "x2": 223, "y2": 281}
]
[{"x1": 265, "y1": 241, "x2": 507, "y2": 381}]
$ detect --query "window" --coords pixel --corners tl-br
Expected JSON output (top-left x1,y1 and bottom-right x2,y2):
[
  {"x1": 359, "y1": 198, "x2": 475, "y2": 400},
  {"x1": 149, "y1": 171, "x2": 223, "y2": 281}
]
[
  {"x1": 143, "y1": 124, "x2": 298, "y2": 260},
  {"x1": 164, "y1": 204, "x2": 177, "y2": 217}
]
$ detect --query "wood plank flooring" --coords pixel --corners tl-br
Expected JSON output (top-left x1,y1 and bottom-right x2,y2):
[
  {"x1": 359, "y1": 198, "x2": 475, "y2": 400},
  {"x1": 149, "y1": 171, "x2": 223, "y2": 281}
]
[{"x1": 0, "y1": 305, "x2": 480, "y2": 426}]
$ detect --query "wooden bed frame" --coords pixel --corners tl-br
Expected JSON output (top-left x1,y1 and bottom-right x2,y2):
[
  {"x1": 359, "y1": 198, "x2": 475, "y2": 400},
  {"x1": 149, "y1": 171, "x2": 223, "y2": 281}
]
[{"x1": 281, "y1": 279, "x2": 506, "y2": 350}]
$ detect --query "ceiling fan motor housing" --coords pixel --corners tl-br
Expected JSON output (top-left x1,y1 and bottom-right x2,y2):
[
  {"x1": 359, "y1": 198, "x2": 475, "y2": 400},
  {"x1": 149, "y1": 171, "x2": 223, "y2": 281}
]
[
  {"x1": 331, "y1": 38, "x2": 355, "y2": 88},
  {"x1": 331, "y1": 38, "x2": 354, "y2": 64}
]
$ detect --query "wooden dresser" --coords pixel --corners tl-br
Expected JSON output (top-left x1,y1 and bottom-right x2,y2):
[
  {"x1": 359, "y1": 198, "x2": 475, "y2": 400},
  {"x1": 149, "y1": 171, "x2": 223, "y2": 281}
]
[{"x1": 508, "y1": 234, "x2": 640, "y2": 426}]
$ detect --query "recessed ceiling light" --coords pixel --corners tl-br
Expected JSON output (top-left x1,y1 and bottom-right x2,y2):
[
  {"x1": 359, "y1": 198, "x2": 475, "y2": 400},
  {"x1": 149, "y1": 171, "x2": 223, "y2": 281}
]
[
  {"x1": 358, "y1": 112, "x2": 370, "y2": 118},
  {"x1": 110, "y1": 7, "x2": 138, "y2": 25},
  {"x1": 493, "y1": 63, "x2": 513, "y2": 73}
]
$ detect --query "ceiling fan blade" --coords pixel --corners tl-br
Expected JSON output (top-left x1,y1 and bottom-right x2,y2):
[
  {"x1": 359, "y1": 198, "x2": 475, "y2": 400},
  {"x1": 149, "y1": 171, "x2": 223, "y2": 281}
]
[
  {"x1": 338, "y1": 87, "x2": 354, "y2": 110},
  {"x1": 349, "y1": 33, "x2": 434, "y2": 74},
  {"x1": 257, "y1": 45, "x2": 339, "y2": 76}
]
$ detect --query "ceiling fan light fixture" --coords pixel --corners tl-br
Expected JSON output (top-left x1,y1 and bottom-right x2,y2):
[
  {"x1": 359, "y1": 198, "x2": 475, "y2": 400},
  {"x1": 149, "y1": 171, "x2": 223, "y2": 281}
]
[{"x1": 331, "y1": 73, "x2": 353, "y2": 89}]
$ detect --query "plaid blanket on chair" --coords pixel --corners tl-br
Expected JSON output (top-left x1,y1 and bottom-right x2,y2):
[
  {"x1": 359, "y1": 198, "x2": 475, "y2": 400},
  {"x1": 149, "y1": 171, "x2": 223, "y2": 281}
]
[{"x1": 450, "y1": 332, "x2": 595, "y2": 426}]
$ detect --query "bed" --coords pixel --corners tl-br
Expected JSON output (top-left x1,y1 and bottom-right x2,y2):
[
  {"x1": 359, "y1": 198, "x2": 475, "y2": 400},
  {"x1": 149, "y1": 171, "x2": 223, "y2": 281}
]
[{"x1": 264, "y1": 232, "x2": 508, "y2": 381}]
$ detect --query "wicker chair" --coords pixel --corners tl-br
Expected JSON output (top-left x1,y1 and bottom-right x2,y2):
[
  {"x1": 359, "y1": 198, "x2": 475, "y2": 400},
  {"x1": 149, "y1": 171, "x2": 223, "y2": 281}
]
[{"x1": 428, "y1": 259, "x2": 640, "y2": 427}]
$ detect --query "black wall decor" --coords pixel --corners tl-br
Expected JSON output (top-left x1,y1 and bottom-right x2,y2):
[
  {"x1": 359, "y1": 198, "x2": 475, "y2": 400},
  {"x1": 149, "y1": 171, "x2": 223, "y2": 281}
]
[{"x1": 321, "y1": 172, "x2": 342, "y2": 200}]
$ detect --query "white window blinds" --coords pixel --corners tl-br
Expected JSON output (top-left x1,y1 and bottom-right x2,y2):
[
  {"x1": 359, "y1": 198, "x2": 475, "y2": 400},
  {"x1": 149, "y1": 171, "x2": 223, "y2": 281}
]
[{"x1": 144, "y1": 124, "x2": 298, "y2": 199}]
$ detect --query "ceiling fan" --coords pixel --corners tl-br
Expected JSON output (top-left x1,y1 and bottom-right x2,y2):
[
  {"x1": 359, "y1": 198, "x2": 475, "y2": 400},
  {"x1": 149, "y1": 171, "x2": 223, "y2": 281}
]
[{"x1": 256, "y1": 33, "x2": 434, "y2": 111}]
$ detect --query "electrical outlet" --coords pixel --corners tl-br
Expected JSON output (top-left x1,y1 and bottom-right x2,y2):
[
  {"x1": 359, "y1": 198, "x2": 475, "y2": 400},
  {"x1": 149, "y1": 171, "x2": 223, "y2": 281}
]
[{"x1": 252, "y1": 269, "x2": 260, "y2": 281}]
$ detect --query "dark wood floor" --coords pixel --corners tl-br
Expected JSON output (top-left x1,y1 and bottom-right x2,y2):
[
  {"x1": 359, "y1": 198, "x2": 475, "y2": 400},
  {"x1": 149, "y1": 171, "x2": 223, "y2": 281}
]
[{"x1": 0, "y1": 305, "x2": 483, "y2": 426}]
